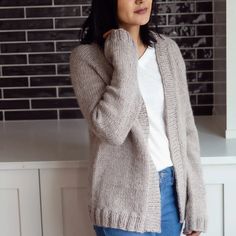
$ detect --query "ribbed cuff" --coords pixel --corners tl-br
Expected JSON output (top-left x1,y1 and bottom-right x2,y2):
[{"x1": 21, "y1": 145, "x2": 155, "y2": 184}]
[
  {"x1": 104, "y1": 28, "x2": 138, "y2": 65},
  {"x1": 183, "y1": 216, "x2": 208, "y2": 234}
]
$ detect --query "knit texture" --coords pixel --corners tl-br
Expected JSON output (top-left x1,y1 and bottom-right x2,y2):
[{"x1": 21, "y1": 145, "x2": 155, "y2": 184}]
[{"x1": 69, "y1": 28, "x2": 208, "y2": 234}]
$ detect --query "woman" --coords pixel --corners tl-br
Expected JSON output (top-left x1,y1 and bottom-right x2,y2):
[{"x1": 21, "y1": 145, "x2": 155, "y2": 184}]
[{"x1": 69, "y1": 0, "x2": 208, "y2": 235}]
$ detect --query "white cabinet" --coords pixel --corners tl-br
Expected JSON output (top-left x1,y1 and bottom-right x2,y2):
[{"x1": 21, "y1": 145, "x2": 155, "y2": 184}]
[
  {"x1": 0, "y1": 165, "x2": 95, "y2": 236},
  {"x1": 203, "y1": 164, "x2": 236, "y2": 236},
  {"x1": 0, "y1": 170, "x2": 42, "y2": 236},
  {"x1": 1, "y1": 164, "x2": 236, "y2": 236},
  {"x1": 40, "y1": 167, "x2": 94, "y2": 236}
]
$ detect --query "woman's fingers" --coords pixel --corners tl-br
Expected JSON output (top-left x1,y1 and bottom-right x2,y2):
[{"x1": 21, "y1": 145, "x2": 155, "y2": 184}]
[
  {"x1": 103, "y1": 29, "x2": 115, "y2": 39},
  {"x1": 186, "y1": 230, "x2": 201, "y2": 236}
]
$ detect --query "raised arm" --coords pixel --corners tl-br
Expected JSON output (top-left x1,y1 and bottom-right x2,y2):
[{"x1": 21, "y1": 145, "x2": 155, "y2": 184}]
[{"x1": 69, "y1": 28, "x2": 142, "y2": 145}]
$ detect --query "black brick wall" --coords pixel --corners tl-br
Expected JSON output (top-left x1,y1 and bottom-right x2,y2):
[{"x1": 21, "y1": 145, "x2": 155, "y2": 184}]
[{"x1": 0, "y1": 0, "x2": 214, "y2": 121}]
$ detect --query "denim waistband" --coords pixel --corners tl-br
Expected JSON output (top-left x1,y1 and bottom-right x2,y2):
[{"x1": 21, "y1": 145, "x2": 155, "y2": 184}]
[{"x1": 158, "y1": 166, "x2": 175, "y2": 184}]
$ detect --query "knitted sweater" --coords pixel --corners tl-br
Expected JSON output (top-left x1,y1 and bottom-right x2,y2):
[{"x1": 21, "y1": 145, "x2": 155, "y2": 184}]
[{"x1": 69, "y1": 28, "x2": 208, "y2": 234}]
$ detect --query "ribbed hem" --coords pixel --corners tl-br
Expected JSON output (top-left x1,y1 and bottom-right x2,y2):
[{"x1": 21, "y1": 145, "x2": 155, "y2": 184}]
[{"x1": 88, "y1": 205, "x2": 146, "y2": 233}]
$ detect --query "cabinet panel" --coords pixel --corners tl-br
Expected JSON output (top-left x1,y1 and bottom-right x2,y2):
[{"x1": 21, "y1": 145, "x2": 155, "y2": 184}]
[
  {"x1": 40, "y1": 167, "x2": 94, "y2": 236},
  {"x1": 0, "y1": 169, "x2": 42, "y2": 236},
  {"x1": 204, "y1": 184, "x2": 224, "y2": 236},
  {"x1": 203, "y1": 165, "x2": 236, "y2": 236}
]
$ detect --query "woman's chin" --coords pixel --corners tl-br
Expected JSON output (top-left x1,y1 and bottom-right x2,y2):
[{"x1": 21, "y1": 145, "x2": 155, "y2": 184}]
[{"x1": 132, "y1": 18, "x2": 150, "y2": 26}]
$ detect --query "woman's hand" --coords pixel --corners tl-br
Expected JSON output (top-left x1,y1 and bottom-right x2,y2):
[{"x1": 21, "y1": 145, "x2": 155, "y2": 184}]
[
  {"x1": 184, "y1": 230, "x2": 201, "y2": 236},
  {"x1": 102, "y1": 28, "x2": 138, "y2": 66},
  {"x1": 103, "y1": 29, "x2": 115, "y2": 39}
]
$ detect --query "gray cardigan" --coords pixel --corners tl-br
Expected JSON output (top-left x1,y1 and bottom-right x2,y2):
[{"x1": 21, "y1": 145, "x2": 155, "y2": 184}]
[{"x1": 69, "y1": 28, "x2": 208, "y2": 234}]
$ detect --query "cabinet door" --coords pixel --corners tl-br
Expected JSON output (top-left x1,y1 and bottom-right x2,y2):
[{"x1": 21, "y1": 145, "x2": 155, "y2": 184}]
[
  {"x1": 202, "y1": 165, "x2": 236, "y2": 236},
  {"x1": 40, "y1": 167, "x2": 94, "y2": 236},
  {"x1": 0, "y1": 169, "x2": 42, "y2": 236}
]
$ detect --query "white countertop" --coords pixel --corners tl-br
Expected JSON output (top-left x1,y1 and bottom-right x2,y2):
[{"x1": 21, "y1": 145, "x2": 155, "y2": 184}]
[
  {"x1": 0, "y1": 119, "x2": 90, "y2": 169},
  {"x1": 0, "y1": 115, "x2": 235, "y2": 169},
  {"x1": 195, "y1": 115, "x2": 236, "y2": 165}
]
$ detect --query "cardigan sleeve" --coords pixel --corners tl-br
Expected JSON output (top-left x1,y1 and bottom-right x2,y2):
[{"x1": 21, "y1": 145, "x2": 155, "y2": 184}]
[
  {"x1": 169, "y1": 39, "x2": 208, "y2": 234},
  {"x1": 69, "y1": 29, "x2": 142, "y2": 146}
]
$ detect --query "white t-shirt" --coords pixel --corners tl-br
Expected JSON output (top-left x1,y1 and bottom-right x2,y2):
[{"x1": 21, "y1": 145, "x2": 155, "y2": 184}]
[{"x1": 137, "y1": 45, "x2": 173, "y2": 172}]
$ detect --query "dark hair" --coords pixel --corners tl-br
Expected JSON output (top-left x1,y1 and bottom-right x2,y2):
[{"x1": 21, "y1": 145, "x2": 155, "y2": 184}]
[{"x1": 78, "y1": 0, "x2": 163, "y2": 49}]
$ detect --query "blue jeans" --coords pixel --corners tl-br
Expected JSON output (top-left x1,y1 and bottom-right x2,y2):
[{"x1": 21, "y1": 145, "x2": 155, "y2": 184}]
[{"x1": 93, "y1": 166, "x2": 183, "y2": 236}]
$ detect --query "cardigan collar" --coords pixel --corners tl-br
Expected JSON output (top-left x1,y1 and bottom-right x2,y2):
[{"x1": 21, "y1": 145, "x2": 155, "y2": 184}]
[
  {"x1": 143, "y1": 30, "x2": 185, "y2": 192},
  {"x1": 135, "y1": 31, "x2": 186, "y2": 224},
  {"x1": 138, "y1": 31, "x2": 177, "y2": 141}
]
